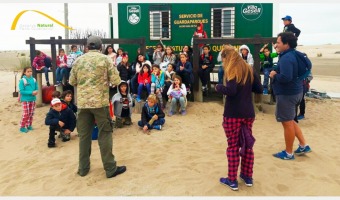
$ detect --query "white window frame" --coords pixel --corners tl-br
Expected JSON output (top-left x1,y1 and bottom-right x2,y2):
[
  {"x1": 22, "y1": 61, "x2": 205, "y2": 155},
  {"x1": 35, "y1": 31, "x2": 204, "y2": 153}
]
[
  {"x1": 150, "y1": 10, "x2": 171, "y2": 40},
  {"x1": 211, "y1": 7, "x2": 235, "y2": 38}
]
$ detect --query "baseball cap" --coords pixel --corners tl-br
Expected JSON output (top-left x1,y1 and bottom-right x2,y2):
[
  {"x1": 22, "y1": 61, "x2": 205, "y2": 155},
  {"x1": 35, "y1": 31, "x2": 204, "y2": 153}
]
[
  {"x1": 87, "y1": 36, "x2": 102, "y2": 49},
  {"x1": 51, "y1": 98, "x2": 61, "y2": 106},
  {"x1": 281, "y1": 15, "x2": 292, "y2": 21}
]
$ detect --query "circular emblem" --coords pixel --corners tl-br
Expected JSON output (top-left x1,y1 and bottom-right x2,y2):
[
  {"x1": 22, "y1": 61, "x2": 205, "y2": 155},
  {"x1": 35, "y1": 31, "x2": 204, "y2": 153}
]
[
  {"x1": 127, "y1": 5, "x2": 141, "y2": 25},
  {"x1": 241, "y1": 3, "x2": 263, "y2": 21}
]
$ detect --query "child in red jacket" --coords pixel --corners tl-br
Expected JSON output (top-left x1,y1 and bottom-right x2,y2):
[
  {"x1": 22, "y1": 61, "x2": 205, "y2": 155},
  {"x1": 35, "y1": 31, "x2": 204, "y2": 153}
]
[{"x1": 136, "y1": 63, "x2": 152, "y2": 102}]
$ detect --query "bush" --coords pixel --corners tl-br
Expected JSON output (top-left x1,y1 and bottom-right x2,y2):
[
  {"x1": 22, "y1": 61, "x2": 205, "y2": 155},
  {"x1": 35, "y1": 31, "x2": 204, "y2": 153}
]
[{"x1": 16, "y1": 57, "x2": 31, "y2": 70}]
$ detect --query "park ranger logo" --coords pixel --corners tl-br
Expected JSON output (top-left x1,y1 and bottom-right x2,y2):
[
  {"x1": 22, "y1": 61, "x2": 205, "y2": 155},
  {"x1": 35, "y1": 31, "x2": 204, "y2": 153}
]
[{"x1": 127, "y1": 5, "x2": 141, "y2": 25}]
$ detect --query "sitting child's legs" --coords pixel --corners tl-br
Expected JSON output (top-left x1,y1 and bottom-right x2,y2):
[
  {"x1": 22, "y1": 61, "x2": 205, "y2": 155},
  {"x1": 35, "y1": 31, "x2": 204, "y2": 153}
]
[
  {"x1": 170, "y1": 98, "x2": 178, "y2": 113},
  {"x1": 179, "y1": 96, "x2": 186, "y2": 111},
  {"x1": 123, "y1": 117, "x2": 132, "y2": 125},
  {"x1": 152, "y1": 118, "x2": 165, "y2": 126},
  {"x1": 151, "y1": 83, "x2": 156, "y2": 94}
]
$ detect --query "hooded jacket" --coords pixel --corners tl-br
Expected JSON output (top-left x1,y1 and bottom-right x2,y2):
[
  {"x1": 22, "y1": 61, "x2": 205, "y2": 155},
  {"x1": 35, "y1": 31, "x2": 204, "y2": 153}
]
[
  {"x1": 239, "y1": 45, "x2": 254, "y2": 67},
  {"x1": 140, "y1": 102, "x2": 165, "y2": 126},
  {"x1": 45, "y1": 103, "x2": 76, "y2": 131},
  {"x1": 19, "y1": 75, "x2": 38, "y2": 102},
  {"x1": 61, "y1": 99, "x2": 78, "y2": 114},
  {"x1": 111, "y1": 81, "x2": 133, "y2": 118},
  {"x1": 193, "y1": 23, "x2": 208, "y2": 48}
]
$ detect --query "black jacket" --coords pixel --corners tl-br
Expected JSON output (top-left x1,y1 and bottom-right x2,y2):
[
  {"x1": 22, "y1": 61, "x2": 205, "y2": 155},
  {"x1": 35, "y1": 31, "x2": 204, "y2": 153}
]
[
  {"x1": 199, "y1": 52, "x2": 214, "y2": 70},
  {"x1": 45, "y1": 104, "x2": 76, "y2": 131},
  {"x1": 141, "y1": 102, "x2": 165, "y2": 126},
  {"x1": 117, "y1": 62, "x2": 133, "y2": 81},
  {"x1": 284, "y1": 24, "x2": 301, "y2": 37}
]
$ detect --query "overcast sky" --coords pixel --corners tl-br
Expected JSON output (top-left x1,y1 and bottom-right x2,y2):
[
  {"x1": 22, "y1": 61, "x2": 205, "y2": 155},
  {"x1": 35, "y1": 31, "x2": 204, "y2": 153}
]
[{"x1": 1, "y1": 2, "x2": 339, "y2": 50}]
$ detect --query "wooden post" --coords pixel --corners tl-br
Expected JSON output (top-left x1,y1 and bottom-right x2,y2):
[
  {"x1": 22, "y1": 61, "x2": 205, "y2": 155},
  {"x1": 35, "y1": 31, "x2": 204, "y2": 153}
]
[
  {"x1": 57, "y1": 36, "x2": 62, "y2": 50},
  {"x1": 192, "y1": 36, "x2": 203, "y2": 102},
  {"x1": 139, "y1": 37, "x2": 146, "y2": 56},
  {"x1": 29, "y1": 37, "x2": 36, "y2": 79},
  {"x1": 36, "y1": 74, "x2": 43, "y2": 107},
  {"x1": 50, "y1": 37, "x2": 57, "y2": 85}
]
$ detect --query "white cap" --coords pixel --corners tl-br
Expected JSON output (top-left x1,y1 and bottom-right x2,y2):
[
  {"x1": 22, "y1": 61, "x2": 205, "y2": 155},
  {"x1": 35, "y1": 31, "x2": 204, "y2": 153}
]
[{"x1": 51, "y1": 98, "x2": 61, "y2": 106}]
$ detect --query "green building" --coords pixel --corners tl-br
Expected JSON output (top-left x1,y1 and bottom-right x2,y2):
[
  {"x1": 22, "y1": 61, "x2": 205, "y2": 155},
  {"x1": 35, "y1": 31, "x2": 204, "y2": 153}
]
[{"x1": 116, "y1": 3, "x2": 274, "y2": 60}]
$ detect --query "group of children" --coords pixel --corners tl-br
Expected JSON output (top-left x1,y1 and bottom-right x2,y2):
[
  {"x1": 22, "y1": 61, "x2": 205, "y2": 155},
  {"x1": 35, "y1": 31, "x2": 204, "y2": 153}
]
[
  {"x1": 32, "y1": 45, "x2": 84, "y2": 88},
  {"x1": 18, "y1": 66, "x2": 78, "y2": 147},
  {"x1": 45, "y1": 90, "x2": 77, "y2": 147}
]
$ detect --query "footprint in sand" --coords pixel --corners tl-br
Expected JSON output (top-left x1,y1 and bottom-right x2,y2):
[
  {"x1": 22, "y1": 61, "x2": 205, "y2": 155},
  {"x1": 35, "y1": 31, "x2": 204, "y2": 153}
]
[{"x1": 277, "y1": 184, "x2": 289, "y2": 192}]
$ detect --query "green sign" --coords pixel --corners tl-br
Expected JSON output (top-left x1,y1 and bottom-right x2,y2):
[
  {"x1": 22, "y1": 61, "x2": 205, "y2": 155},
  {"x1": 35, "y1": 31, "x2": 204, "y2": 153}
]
[{"x1": 241, "y1": 3, "x2": 263, "y2": 21}]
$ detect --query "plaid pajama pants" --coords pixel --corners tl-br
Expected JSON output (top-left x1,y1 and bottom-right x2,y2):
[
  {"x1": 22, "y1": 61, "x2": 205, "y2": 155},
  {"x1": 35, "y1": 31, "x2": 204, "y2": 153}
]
[
  {"x1": 222, "y1": 117, "x2": 255, "y2": 181},
  {"x1": 20, "y1": 101, "x2": 36, "y2": 128}
]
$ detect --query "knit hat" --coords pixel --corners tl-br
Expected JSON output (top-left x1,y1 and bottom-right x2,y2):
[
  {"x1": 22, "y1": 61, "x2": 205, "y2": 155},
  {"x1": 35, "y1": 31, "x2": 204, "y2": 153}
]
[
  {"x1": 51, "y1": 98, "x2": 61, "y2": 106},
  {"x1": 87, "y1": 36, "x2": 102, "y2": 49}
]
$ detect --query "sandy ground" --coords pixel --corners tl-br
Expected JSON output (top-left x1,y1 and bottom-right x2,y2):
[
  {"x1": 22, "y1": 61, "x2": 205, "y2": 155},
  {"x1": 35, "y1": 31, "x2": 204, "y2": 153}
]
[{"x1": 0, "y1": 44, "x2": 340, "y2": 196}]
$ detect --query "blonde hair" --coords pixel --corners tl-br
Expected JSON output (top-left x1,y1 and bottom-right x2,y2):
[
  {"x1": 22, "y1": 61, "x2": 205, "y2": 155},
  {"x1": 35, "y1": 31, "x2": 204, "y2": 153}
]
[
  {"x1": 221, "y1": 45, "x2": 253, "y2": 85},
  {"x1": 147, "y1": 94, "x2": 158, "y2": 103}
]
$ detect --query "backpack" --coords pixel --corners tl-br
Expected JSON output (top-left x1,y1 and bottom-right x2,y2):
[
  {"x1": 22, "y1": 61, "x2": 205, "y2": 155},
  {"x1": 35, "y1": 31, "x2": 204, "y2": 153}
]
[
  {"x1": 18, "y1": 77, "x2": 36, "y2": 102},
  {"x1": 293, "y1": 50, "x2": 312, "y2": 80}
]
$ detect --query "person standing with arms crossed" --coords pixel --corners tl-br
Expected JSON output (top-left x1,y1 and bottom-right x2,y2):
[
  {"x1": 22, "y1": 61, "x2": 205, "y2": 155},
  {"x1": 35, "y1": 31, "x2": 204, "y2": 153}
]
[
  {"x1": 282, "y1": 15, "x2": 301, "y2": 38},
  {"x1": 270, "y1": 32, "x2": 311, "y2": 160},
  {"x1": 69, "y1": 36, "x2": 126, "y2": 178}
]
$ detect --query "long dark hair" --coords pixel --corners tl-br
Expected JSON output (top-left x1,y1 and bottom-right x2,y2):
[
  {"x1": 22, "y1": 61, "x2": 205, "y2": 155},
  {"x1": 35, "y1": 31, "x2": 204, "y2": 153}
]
[
  {"x1": 172, "y1": 75, "x2": 182, "y2": 88},
  {"x1": 104, "y1": 45, "x2": 116, "y2": 55},
  {"x1": 21, "y1": 67, "x2": 32, "y2": 78},
  {"x1": 139, "y1": 63, "x2": 151, "y2": 77}
]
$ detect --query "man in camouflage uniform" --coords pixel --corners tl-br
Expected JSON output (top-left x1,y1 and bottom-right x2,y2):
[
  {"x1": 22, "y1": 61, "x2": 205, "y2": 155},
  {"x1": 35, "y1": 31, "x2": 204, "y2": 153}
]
[{"x1": 69, "y1": 36, "x2": 126, "y2": 178}]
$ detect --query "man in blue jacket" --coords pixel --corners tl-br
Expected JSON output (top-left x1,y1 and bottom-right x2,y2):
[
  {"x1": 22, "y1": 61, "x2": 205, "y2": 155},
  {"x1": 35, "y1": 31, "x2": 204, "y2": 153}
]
[{"x1": 270, "y1": 32, "x2": 311, "y2": 160}]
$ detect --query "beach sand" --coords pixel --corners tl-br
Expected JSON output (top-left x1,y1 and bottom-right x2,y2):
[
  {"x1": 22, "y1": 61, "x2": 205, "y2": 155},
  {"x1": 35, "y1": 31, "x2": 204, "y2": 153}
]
[{"x1": 0, "y1": 44, "x2": 340, "y2": 196}]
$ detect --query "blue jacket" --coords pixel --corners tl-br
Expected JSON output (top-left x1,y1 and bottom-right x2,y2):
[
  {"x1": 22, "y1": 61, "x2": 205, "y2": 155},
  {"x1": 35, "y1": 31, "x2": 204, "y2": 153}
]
[
  {"x1": 19, "y1": 76, "x2": 38, "y2": 102},
  {"x1": 272, "y1": 48, "x2": 303, "y2": 95},
  {"x1": 151, "y1": 71, "x2": 165, "y2": 89},
  {"x1": 176, "y1": 61, "x2": 194, "y2": 84},
  {"x1": 141, "y1": 102, "x2": 165, "y2": 126},
  {"x1": 45, "y1": 104, "x2": 76, "y2": 131}
]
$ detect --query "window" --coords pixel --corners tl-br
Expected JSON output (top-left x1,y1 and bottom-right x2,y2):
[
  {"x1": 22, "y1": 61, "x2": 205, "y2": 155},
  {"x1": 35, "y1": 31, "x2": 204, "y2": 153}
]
[
  {"x1": 211, "y1": 7, "x2": 235, "y2": 38},
  {"x1": 150, "y1": 10, "x2": 171, "y2": 40}
]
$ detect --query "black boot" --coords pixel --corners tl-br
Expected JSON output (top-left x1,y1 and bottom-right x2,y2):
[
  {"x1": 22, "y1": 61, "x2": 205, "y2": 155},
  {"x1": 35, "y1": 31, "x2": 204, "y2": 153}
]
[
  {"x1": 48, "y1": 126, "x2": 57, "y2": 147},
  {"x1": 47, "y1": 137, "x2": 56, "y2": 148}
]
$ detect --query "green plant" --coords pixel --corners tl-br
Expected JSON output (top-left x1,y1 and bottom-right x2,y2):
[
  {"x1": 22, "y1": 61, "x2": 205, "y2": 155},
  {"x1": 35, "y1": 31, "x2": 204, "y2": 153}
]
[
  {"x1": 21, "y1": 53, "x2": 26, "y2": 56},
  {"x1": 16, "y1": 57, "x2": 31, "y2": 70}
]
